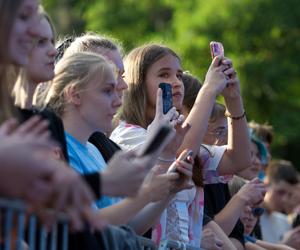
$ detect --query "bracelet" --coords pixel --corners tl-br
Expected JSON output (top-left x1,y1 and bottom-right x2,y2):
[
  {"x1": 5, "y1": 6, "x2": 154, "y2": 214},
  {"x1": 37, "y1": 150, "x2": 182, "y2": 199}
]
[
  {"x1": 157, "y1": 156, "x2": 176, "y2": 163},
  {"x1": 225, "y1": 110, "x2": 246, "y2": 120}
]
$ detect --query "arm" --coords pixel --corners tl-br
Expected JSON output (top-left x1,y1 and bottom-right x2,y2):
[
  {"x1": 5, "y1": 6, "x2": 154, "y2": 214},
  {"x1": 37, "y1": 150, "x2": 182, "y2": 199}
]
[
  {"x1": 204, "y1": 220, "x2": 238, "y2": 250},
  {"x1": 213, "y1": 193, "x2": 246, "y2": 235},
  {"x1": 98, "y1": 167, "x2": 178, "y2": 225},
  {"x1": 245, "y1": 242, "x2": 266, "y2": 250},
  {"x1": 179, "y1": 57, "x2": 228, "y2": 156},
  {"x1": 256, "y1": 240, "x2": 296, "y2": 250},
  {"x1": 217, "y1": 68, "x2": 251, "y2": 175},
  {"x1": 214, "y1": 179, "x2": 265, "y2": 235}
]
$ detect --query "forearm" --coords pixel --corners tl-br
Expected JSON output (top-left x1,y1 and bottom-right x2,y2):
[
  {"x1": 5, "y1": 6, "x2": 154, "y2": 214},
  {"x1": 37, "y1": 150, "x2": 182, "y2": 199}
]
[
  {"x1": 179, "y1": 86, "x2": 216, "y2": 155},
  {"x1": 245, "y1": 242, "x2": 266, "y2": 250},
  {"x1": 96, "y1": 195, "x2": 150, "y2": 225},
  {"x1": 204, "y1": 220, "x2": 238, "y2": 250},
  {"x1": 214, "y1": 194, "x2": 246, "y2": 235},
  {"x1": 231, "y1": 238, "x2": 245, "y2": 250},
  {"x1": 220, "y1": 96, "x2": 251, "y2": 175},
  {"x1": 128, "y1": 194, "x2": 174, "y2": 235},
  {"x1": 256, "y1": 240, "x2": 295, "y2": 250}
]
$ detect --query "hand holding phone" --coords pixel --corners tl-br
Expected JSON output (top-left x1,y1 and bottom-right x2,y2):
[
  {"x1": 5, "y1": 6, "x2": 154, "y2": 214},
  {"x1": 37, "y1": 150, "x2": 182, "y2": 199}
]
[
  {"x1": 167, "y1": 150, "x2": 193, "y2": 173},
  {"x1": 159, "y1": 82, "x2": 173, "y2": 114},
  {"x1": 210, "y1": 41, "x2": 224, "y2": 59}
]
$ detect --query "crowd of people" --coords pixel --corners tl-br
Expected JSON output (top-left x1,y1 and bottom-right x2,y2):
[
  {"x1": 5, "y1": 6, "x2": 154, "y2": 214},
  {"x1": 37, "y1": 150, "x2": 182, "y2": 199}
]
[{"x1": 0, "y1": 0, "x2": 299, "y2": 249}]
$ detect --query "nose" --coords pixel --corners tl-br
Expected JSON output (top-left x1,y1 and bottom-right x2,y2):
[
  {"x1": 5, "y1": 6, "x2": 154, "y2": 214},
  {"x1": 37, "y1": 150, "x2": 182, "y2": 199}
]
[
  {"x1": 48, "y1": 44, "x2": 58, "y2": 58},
  {"x1": 27, "y1": 15, "x2": 41, "y2": 39},
  {"x1": 116, "y1": 77, "x2": 128, "y2": 92},
  {"x1": 171, "y1": 76, "x2": 183, "y2": 90},
  {"x1": 112, "y1": 91, "x2": 122, "y2": 108}
]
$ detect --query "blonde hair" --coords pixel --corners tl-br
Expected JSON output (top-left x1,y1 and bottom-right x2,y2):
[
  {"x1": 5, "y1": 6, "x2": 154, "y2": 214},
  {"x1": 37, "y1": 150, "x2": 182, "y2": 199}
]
[
  {"x1": 44, "y1": 52, "x2": 114, "y2": 116},
  {"x1": 63, "y1": 33, "x2": 122, "y2": 58}
]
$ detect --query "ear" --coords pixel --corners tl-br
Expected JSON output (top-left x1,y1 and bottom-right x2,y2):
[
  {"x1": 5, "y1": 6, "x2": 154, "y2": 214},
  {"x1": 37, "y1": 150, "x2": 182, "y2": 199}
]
[{"x1": 64, "y1": 85, "x2": 81, "y2": 106}]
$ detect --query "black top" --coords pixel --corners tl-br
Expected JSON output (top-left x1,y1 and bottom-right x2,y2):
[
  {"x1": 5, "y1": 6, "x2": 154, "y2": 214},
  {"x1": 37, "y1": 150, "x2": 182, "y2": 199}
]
[
  {"x1": 19, "y1": 108, "x2": 69, "y2": 162},
  {"x1": 204, "y1": 182, "x2": 245, "y2": 245},
  {"x1": 89, "y1": 131, "x2": 121, "y2": 162}
]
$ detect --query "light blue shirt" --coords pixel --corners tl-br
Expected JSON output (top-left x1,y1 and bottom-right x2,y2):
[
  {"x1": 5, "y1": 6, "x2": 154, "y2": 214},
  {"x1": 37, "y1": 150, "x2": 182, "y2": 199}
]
[{"x1": 65, "y1": 132, "x2": 118, "y2": 208}]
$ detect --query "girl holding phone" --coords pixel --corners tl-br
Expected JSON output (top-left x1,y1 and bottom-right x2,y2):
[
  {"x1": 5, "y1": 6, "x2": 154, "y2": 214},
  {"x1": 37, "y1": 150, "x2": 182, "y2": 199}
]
[{"x1": 111, "y1": 43, "x2": 249, "y2": 249}]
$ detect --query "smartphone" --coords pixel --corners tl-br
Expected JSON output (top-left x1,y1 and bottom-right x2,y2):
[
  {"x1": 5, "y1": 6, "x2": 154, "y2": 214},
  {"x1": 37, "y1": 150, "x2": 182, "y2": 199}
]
[
  {"x1": 159, "y1": 82, "x2": 173, "y2": 114},
  {"x1": 168, "y1": 150, "x2": 193, "y2": 173},
  {"x1": 210, "y1": 41, "x2": 224, "y2": 59},
  {"x1": 138, "y1": 125, "x2": 172, "y2": 157}
]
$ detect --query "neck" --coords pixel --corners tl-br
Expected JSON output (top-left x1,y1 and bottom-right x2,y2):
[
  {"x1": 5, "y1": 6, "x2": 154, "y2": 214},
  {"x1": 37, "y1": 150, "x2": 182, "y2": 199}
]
[
  {"x1": 62, "y1": 108, "x2": 93, "y2": 144},
  {"x1": 20, "y1": 80, "x2": 36, "y2": 109}
]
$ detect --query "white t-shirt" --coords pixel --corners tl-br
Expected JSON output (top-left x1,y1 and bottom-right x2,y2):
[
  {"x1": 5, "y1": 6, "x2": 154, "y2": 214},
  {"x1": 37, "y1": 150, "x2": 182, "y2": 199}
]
[
  {"x1": 260, "y1": 211, "x2": 291, "y2": 243},
  {"x1": 110, "y1": 121, "x2": 227, "y2": 247}
]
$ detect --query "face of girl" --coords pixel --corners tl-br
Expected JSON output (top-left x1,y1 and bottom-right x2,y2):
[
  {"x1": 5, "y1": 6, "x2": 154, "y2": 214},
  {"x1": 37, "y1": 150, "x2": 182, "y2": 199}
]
[
  {"x1": 96, "y1": 48, "x2": 128, "y2": 103},
  {"x1": 27, "y1": 17, "x2": 57, "y2": 83},
  {"x1": 9, "y1": 0, "x2": 40, "y2": 66},
  {"x1": 240, "y1": 205, "x2": 258, "y2": 235},
  {"x1": 78, "y1": 68, "x2": 120, "y2": 134},
  {"x1": 203, "y1": 117, "x2": 228, "y2": 146},
  {"x1": 145, "y1": 54, "x2": 184, "y2": 115},
  {"x1": 239, "y1": 141, "x2": 262, "y2": 180}
]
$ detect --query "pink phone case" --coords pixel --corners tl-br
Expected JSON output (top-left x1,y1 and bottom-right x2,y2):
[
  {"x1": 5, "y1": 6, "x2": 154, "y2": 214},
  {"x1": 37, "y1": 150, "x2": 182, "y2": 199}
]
[{"x1": 210, "y1": 41, "x2": 224, "y2": 59}]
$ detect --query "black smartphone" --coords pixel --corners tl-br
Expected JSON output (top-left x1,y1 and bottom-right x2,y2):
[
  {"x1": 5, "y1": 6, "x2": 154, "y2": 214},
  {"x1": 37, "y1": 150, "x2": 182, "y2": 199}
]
[
  {"x1": 159, "y1": 83, "x2": 173, "y2": 114},
  {"x1": 138, "y1": 125, "x2": 172, "y2": 157}
]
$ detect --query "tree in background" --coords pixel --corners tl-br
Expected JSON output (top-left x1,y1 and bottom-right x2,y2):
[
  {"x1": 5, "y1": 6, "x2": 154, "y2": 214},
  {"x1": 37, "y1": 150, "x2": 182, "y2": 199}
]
[{"x1": 43, "y1": 0, "x2": 300, "y2": 168}]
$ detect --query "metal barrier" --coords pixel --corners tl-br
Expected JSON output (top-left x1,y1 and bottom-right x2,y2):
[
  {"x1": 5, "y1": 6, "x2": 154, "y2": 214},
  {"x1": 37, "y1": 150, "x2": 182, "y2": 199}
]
[
  {"x1": 0, "y1": 198, "x2": 68, "y2": 250},
  {"x1": 138, "y1": 237, "x2": 204, "y2": 250},
  {"x1": 1, "y1": 197, "x2": 206, "y2": 250}
]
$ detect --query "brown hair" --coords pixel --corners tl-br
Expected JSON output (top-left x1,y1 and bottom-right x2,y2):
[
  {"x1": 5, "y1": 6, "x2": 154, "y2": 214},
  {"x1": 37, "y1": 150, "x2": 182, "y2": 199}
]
[
  {"x1": 248, "y1": 121, "x2": 274, "y2": 145},
  {"x1": 266, "y1": 160, "x2": 299, "y2": 185},
  {"x1": 182, "y1": 72, "x2": 202, "y2": 112},
  {"x1": 121, "y1": 43, "x2": 180, "y2": 128},
  {"x1": 13, "y1": 7, "x2": 56, "y2": 108},
  {"x1": 182, "y1": 72, "x2": 225, "y2": 122},
  {"x1": 0, "y1": 0, "x2": 23, "y2": 123}
]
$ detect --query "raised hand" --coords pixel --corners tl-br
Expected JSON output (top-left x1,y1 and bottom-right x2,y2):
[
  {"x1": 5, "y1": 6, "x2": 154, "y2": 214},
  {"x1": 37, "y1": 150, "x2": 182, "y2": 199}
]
[{"x1": 203, "y1": 55, "x2": 229, "y2": 96}]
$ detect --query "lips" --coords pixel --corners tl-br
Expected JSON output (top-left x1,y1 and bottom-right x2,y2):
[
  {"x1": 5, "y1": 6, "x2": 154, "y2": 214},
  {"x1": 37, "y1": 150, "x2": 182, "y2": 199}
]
[{"x1": 172, "y1": 92, "x2": 182, "y2": 98}]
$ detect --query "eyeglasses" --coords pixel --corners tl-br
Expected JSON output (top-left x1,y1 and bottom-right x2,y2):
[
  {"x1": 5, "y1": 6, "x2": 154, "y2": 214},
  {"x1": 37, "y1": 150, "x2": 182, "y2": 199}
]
[
  {"x1": 208, "y1": 129, "x2": 228, "y2": 137},
  {"x1": 251, "y1": 207, "x2": 265, "y2": 217}
]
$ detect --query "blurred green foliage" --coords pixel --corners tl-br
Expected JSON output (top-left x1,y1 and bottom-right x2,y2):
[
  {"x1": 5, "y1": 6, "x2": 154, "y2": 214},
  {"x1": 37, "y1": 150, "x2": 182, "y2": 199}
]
[{"x1": 43, "y1": 0, "x2": 300, "y2": 168}]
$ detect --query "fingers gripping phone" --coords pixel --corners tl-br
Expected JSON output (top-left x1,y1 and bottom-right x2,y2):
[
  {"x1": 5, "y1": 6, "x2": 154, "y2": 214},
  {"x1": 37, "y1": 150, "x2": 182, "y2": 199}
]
[
  {"x1": 210, "y1": 41, "x2": 224, "y2": 59},
  {"x1": 138, "y1": 125, "x2": 172, "y2": 157},
  {"x1": 159, "y1": 83, "x2": 173, "y2": 114},
  {"x1": 168, "y1": 150, "x2": 193, "y2": 173}
]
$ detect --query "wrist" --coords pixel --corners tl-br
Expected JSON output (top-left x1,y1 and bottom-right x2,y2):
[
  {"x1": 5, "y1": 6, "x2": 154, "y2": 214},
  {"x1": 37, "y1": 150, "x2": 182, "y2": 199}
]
[
  {"x1": 200, "y1": 84, "x2": 219, "y2": 98},
  {"x1": 235, "y1": 192, "x2": 249, "y2": 205},
  {"x1": 225, "y1": 110, "x2": 246, "y2": 120},
  {"x1": 101, "y1": 171, "x2": 117, "y2": 196}
]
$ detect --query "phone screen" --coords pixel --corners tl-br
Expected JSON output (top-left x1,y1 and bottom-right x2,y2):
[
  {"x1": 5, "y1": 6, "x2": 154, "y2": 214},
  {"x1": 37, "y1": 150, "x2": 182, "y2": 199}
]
[{"x1": 159, "y1": 83, "x2": 173, "y2": 114}]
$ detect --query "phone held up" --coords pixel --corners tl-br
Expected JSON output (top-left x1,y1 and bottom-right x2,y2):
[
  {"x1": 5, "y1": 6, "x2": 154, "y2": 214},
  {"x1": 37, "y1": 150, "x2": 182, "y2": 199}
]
[
  {"x1": 159, "y1": 82, "x2": 173, "y2": 114},
  {"x1": 210, "y1": 41, "x2": 224, "y2": 59}
]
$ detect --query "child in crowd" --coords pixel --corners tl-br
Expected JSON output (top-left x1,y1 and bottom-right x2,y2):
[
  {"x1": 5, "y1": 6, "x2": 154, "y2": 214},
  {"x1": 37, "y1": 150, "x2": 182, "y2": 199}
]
[
  {"x1": 262, "y1": 160, "x2": 300, "y2": 249},
  {"x1": 110, "y1": 43, "x2": 250, "y2": 249},
  {"x1": 229, "y1": 177, "x2": 296, "y2": 250}
]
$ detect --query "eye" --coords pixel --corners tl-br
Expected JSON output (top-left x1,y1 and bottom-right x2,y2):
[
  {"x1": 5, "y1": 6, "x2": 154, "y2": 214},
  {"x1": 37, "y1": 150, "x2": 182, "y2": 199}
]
[
  {"x1": 19, "y1": 13, "x2": 30, "y2": 21},
  {"x1": 159, "y1": 72, "x2": 169, "y2": 78},
  {"x1": 177, "y1": 73, "x2": 183, "y2": 80},
  {"x1": 37, "y1": 38, "x2": 47, "y2": 46}
]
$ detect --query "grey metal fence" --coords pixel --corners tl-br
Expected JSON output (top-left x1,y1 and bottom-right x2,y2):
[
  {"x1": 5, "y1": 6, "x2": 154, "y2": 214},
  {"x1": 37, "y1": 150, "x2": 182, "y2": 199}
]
[{"x1": 0, "y1": 198, "x2": 68, "y2": 250}]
